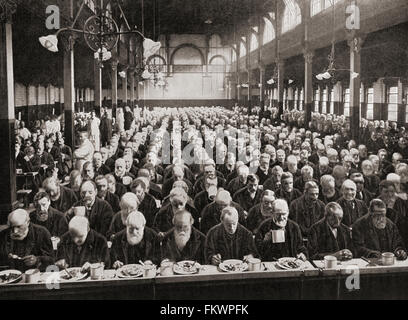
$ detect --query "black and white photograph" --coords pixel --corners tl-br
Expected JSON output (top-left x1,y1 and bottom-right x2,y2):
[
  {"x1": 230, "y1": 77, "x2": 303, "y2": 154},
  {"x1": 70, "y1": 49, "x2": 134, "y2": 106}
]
[{"x1": 0, "y1": 0, "x2": 408, "y2": 305}]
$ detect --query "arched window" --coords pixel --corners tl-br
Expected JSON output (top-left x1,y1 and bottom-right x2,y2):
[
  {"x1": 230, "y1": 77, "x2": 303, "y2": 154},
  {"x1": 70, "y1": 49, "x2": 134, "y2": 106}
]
[
  {"x1": 249, "y1": 33, "x2": 258, "y2": 52},
  {"x1": 240, "y1": 40, "x2": 247, "y2": 58},
  {"x1": 263, "y1": 17, "x2": 275, "y2": 44},
  {"x1": 282, "y1": 0, "x2": 301, "y2": 33}
]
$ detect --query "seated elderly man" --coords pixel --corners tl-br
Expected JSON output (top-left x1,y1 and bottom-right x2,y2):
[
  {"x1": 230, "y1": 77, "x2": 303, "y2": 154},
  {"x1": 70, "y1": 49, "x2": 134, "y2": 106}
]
[
  {"x1": 194, "y1": 176, "x2": 218, "y2": 217},
  {"x1": 247, "y1": 190, "x2": 276, "y2": 234},
  {"x1": 286, "y1": 155, "x2": 301, "y2": 180},
  {"x1": 275, "y1": 172, "x2": 302, "y2": 206},
  {"x1": 93, "y1": 151, "x2": 111, "y2": 176},
  {"x1": 114, "y1": 158, "x2": 134, "y2": 189},
  {"x1": 352, "y1": 199, "x2": 407, "y2": 260},
  {"x1": 200, "y1": 189, "x2": 246, "y2": 235},
  {"x1": 111, "y1": 211, "x2": 160, "y2": 268},
  {"x1": 153, "y1": 188, "x2": 199, "y2": 234},
  {"x1": 255, "y1": 199, "x2": 308, "y2": 261},
  {"x1": 69, "y1": 180, "x2": 114, "y2": 238},
  {"x1": 108, "y1": 192, "x2": 139, "y2": 241},
  {"x1": 337, "y1": 180, "x2": 368, "y2": 227},
  {"x1": 138, "y1": 168, "x2": 163, "y2": 201},
  {"x1": 232, "y1": 173, "x2": 262, "y2": 213},
  {"x1": 351, "y1": 172, "x2": 375, "y2": 207},
  {"x1": 161, "y1": 210, "x2": 206, "y2": 264},
  {"x1": 308, "y1": 202, "x2": 353, "y2": 260},
  {"x1": 43, "y1": 177, "x2": 78, "y2": 214},
  {"x1": 0, "y1": 209, "x2": 54, "y2": 272},
  {"x1": 294, "y1": 165, "x2": 318, "y2": 193},
  {"x1": 314, "y1": 157, "x2": 332, "y2": 180},
  {"x1": 289, "y1": 181, "x2": 325, "y2": 238},
  {"x1": 30, "y1": 191, "x2": 68, "y2": 237},
  {"x1": 130, "y1": 177, "x2": 160, "y2": 228},
  {"x1": 56, "y1": 216, "x2": 110, "y2": 270},
  {"x1": 82, "y1": 161, "x2": 95, "y2": 181},
  {"x1": 95, "y1": 175, "x2": 120, "y2": 213},
  {"x1": 263, "y1": 165, "x2": 283, "y2": 193},
  {"x1": 227, "y1": 164, "x2": 250, "y2": 197},
  {"x1": 256, "y1": 153, "x2": 272, "y2": 185},
  {"x1": 205, "y1": 206, "x2": 258, "y2": 265},
  {"x1": 105, "y1": 173, "x2": 127, "y2": 199},
  {"x1": 162, "y1": 165, "x2": 194, "y2": 199},
  {"x1": 193, "y1": 161, "x2": 226, "y2": 195},
  {"x1": 319, "y1": 175, "x2": 340, "y2": 204}
]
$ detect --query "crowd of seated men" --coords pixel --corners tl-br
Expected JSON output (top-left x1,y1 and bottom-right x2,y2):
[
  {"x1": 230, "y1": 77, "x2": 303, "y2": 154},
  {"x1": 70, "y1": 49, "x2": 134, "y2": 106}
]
[{"x1": 2, "y1": 105, "x2": 408, "y2": 274}]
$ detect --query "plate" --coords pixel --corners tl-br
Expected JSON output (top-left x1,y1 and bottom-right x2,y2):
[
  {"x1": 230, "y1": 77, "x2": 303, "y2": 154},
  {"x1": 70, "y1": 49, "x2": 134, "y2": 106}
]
[
  {"x1": 59, "y1": 267, "x2": 88, "y2": 281},
  {"x1": 219, "y1": 259, "x2": 248, "y2": 273},
  {"x1": 116, "y1": 264, "x2": 144, "y2": 278},
  {"x1": 173, "y1": 261, "x2": 200, "y2": 275},
  {"x1": 276, "y1": 257, "x2": 305, "y2": 270},
  {"x1": 0, "y1": 270, "x2": 22, "y2": 285}
]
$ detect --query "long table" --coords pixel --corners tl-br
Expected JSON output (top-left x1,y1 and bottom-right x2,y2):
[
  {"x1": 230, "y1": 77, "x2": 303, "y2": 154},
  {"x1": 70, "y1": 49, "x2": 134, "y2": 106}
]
[{"x1": 2, "y1": 259, "x2": 408, "y2": 299}]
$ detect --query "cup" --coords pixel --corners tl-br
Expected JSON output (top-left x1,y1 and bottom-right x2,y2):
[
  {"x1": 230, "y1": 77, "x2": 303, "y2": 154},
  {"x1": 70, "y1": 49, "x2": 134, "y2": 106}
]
[
  {"x1": 51, "y1": 236, "x2": 60, "y2": 251},
  {"x1": 248, "y1": 258, "x2": 261, "y2": 272},
  {"x1": 73, "y1": 206, "x2": 86, "y2": 217},
  {"x1": 25, "y1": 269, "x2": 40, "y2": 284},
  {"x1": 90, "y1": 263, "x2": 105, "y2": 280},
  {"x1": 271, "y1": 229, "x2": 285, "y2": 243},
  {"x1": 382, "y1": 252, "x2": 395, "y2": 266},
  {"x1": 324, "y1": 255, "x2": 337, "y2": 269},
  {"x1": 160, "y1": 261, "x2": 174, "y2": 276},
  {"x1": 143, "y1": 264, "x2": 157, "y2": 278}
]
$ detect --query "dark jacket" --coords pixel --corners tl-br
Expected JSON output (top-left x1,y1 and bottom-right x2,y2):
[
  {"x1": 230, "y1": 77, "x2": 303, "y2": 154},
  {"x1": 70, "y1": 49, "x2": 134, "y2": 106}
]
[
  {"x1": 289, "y1": 195, "x2": 325, "y2": 238},
  {"x1": 336, "y1": 197, "x2": 368, "y2": 227},
  {"x1": 194, "y1": 190, "x2": 212, "y2": 217},
  {"x1": 138, "y1": 193, "x2": 160, "y2": 228},
  {"x1": 232, "y1": 187, "x2": 263, "y2": 213},
  {"x1": 70, "y1": 198, "x2": 114, "y2": 238},
  {"x1": 51, "y1": 185, "x2": 78, "y2": 214},
  {"x1": 307, "y1": 218, "x2": 353, "y2": 260},
  {"x1": 227, "y1": 177, "x2": 246, "y2": 197},
  {"x1": 57, "y1": 229, "x2": 110, "y2": 268},
  {"x1": 275, "y1": 188, "x2": 302, "y2": 207},
  {"x1": 30, "y1": 207, "x2": 69, "y2": 237},
  {"x1": 153, "y1": 202, "x2": 199, "y2": 233},
  {"x1": 162, "y1": 177, "x2": 194, "y2": 199},
  {"x1": 205, "y1": 223, "x2": 258, "y2": 264},
  {"x1": 100, "y1": 191, "x2": 121, "y2": 214},
  {"x1": 352, "y1": 214, "x2": 406, "y2": 258},
  {"x1": 110, "y1": 227, "x2": 160, "y2": 265},
  {"x1": 246, "y1": 204, "x2": 269, "y2": 234},
  {"x1": 0, "y1": 224, "x2": 54, "y2": 272},
  {"x1": 355, "y1": 189, "x2": 375, "y2": 207},
  {"x1": 255, "y1": 218, "x2": 308, "y2": 261},
  {"x1": 256, "y1": 167, "x2": 272, "y2": 185},
  {"x1": 161, "y1": 227, "x2": 206, "y2": 264},
  {"x1": 193, "y1": 176, "x2": 226, "y2": 196}
]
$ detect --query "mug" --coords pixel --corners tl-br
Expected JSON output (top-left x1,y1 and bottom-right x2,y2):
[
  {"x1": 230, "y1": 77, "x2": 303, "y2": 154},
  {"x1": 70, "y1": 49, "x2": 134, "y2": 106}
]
[
  {"x1": 271, "y1": 229, "x2": 285, "y2": 243},
  {"x1": 73, "y1": 206, "x2": 86, "y2": 217},
  {"x1": 25, "y1": 269, "x2": 40, "y2": 284},
  {"x1": 160, "y1": 261, "x2": 174, "y2": 276},
  {"x1": 248, "y1": 258, "x2": 262, "y2": 272},
  {"x1": 324, "y1": 255, "x2": 337, "y2": 269},
  {"x1": 90, "y1": 263, "x2": 104, "y2": 280},
  {"x1": 51, "y1": 236, "x2": 60, "y2": 251},
  {"x1": 143, "y1": 264, "x2": 157, "y2": 278},
  {"x1": 382, "y1": 252, "x2": 395, "y2": 266}
]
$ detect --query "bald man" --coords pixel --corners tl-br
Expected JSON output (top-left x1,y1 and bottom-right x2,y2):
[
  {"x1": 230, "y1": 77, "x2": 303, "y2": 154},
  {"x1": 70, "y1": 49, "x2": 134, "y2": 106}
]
[
  {"x1": 200, "y1": 189, "x2": 246, "y2": 235},
  {"x1": 111, "y1": 211, "x2": 160, "y2": 268},
  {"x1": 153, "y1": 188, "x2": 199, "y2": 234},
  {"x1": 69, "y1": 180, "x2": 114, "y2": 238},
  {"x1": 255, "y1": 199, "x2": 308, "y2": 261},
  {"x1": 205, "y1": 207, "x2": 258, "y2": 265},
  {"x1": 107, "y1": 192, "x2": 139, "y2": 241},
  {"x1": 161, "y1": 210, "x2": 206, "y2": 264},
  {"x1": 0, "y1": 209, "x2": 54, "y2": 272},
  {"x1": 56, "y1": 216, "x2": 109, "y2": 270}
]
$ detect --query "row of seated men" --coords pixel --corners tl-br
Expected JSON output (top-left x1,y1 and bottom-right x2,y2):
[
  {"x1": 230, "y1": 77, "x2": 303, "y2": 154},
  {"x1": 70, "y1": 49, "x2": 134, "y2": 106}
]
[{"x1": 0, "y1": 182, "x2": 406, "y2": 272}]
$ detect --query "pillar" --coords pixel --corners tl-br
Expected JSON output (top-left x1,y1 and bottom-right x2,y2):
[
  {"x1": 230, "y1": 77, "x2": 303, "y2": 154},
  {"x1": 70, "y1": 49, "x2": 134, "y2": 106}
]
[
  {"x1": 63, "y1": 35, "x2": 76, "y2": 150},
  {"x1": 348, "y1": 35, "x2": 364, "y2": 142},
  {"x1": 0, "y1": 0, "x2": 18, "y2": 221},
  {"x1": 111, "y1": 60, "x2": 118, "y2": 116},
  {"x1": 121, "y1": 68, "x2": 128, "y2": 106},
  {"x1": 129, "y1": 68, "x2": 135, "y2": 108},
  {"x1": 303, "y1": 50, "x2": 314, "y2": 129},
  {"x1": 259, "y1": 66, "x2": 265, "y2": 108},
  {"x1": 276, "y1": 59, "x2": 285, "y2": 117},
  {"x1": 94, "y1": 59, "x2": 102, "y2": 116}
]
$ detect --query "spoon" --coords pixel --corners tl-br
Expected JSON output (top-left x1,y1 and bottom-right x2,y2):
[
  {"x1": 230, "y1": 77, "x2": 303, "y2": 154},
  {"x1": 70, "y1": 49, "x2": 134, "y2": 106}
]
[
  {"x1": 8, "y1": 254, "x2": 22, "y2": 260},
  {"x1": 139, "y1": 260, "x2": 145, "y2": 266}
]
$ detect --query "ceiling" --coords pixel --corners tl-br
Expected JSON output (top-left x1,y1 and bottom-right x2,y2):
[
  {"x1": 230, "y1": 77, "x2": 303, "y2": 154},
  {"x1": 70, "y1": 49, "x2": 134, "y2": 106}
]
[{"x1": 118, "y1": 0, "x2": 276, "y2": 43}]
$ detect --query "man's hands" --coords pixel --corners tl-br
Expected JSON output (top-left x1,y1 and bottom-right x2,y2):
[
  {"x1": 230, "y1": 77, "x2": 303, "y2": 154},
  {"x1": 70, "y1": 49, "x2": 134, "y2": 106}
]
[
  {"x1": 243, "y1": 254, "x2": 254, "y2": 263},
  {"x1": 113, "y1": 260, "x2": 124, "y2": 269},
  {"x1": 296, "y1": 253, "x2": 307, "y2": 262},
  {"x1": 22, "y1": 255, "x2": 38, "y2": 267},
  {"x1": 81, "y1": 262, "x2": 91, "y2": 273},
  {"x1": 395, "y1": 249, "x2": 408, "y2": 261},
  {"x1": 333, "y1": 249, "x2": 353, "y2": 261},
  {"x1": 55, "y1": 259, "x2": 68, "y2": 269},
  {"x1": 211, "y1": 254, "x2": 222, "y2": 266}
]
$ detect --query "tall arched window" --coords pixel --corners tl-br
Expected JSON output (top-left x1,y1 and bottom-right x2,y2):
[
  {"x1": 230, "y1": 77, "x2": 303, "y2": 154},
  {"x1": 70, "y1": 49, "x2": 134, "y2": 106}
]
[
  {"x1": 249, "y1": 33, "x2": 258, "y2": 52},
  {"x1": 263, "y1": 17, "x2": 275, "y2": 44},
  {"x1": 240, "y1": 40, "x2": 247, "y2": 58},
  {"x1": 282, "y1": 0, "x2": 301, "y2": 33}
]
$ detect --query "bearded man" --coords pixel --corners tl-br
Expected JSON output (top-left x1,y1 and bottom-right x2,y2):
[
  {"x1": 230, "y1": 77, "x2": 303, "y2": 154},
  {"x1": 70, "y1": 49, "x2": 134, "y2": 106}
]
[
  {"x1": 247, "y1": 190, "x2": 276, "y2": 234},
  {"x1": 161, "y1": 210, "x2": 206, "y2": 264},
  {"x1": 43, "y1": 177, "x2": 78, "y2": 214},
  {"x1": 108, "y1": 192, "x2": 139, "y2": 241},
  {"x1": 95, "y1": 175, "x2": 121, "y2": 213},
  {"x1": 30, "y1": 191, "x2": 68, "y2": 237},
  {"x1": 130, "y1": 178, "x2": 160, "y2": 228},
  {"x1": 111, "y1": 211, "x2": 160, "y2": 268}
]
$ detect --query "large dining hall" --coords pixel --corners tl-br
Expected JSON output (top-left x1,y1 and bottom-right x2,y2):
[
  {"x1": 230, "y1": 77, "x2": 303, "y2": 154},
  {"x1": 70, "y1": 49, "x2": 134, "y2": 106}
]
[{"x1": 0, "y1": 0, "x2": 408, "y2": 302}]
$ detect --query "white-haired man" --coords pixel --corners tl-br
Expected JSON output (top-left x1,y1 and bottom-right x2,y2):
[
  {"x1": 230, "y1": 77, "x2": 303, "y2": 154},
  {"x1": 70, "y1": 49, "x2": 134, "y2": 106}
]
[
  {"x1": 161, "y1": 210, "x2": 206, "y2": 264},
  {"x1": 205, "y1": 206, "x2": 258, "y2": 265},
  {"x1": 0, "y1": 209, "x2": 54, "y2": 271},
  {"x1": 255, "y1": 199, "x2": 308, "y2": 261},
  {"x1": 247, "y1": 190, "x2": 276, "y2": 234},
  {"x1": 111, "y1": 211, "x2": 160, "y2": 268},
  {"x1": 56, "y1": 216, "x2": 109, "y2": 270},
  {"x1": 337, "y1": 179, "x2": 368, "y2": 227}
]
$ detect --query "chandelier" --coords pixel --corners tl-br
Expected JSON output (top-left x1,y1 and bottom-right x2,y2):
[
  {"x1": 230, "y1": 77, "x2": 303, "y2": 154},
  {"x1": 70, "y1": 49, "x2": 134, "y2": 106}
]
[{"x1": 38, "y1": 0, "x2": 161, "y2": 65}]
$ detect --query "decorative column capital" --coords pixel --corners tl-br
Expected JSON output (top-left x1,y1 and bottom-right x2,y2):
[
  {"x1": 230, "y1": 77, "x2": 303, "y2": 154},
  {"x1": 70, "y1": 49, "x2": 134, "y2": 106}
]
[
  {"x1": 302, "y1": 49, "x2": 314, "y2": 64},
  {"x1": 61, "y1": 34, "x2": 78, "y2": 53},
  {"x1": 347, "y1": 33, "x2": 366, "y2": 53},
  {"x1": 0, "y1": 0, "x2": 17, "y2": 24}
]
